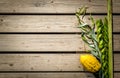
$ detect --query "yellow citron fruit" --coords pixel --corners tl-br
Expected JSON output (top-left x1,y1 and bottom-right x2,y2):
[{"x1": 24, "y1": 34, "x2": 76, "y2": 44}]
[{"x1": 80, "y1": 54, "x2": 101, "y2": 73}]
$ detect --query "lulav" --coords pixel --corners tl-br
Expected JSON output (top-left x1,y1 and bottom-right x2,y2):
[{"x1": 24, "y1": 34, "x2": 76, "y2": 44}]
[{"x1": 76, "y1": 7, "x2": 109, "y2": 78}]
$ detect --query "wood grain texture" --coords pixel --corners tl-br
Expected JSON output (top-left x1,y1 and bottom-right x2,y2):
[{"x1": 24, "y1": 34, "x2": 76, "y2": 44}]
[
  {"x1": 0, "y1": 15, "x2": 119, "y2": 32},
  {"x1": 0, "y1": 34, "x2": 85, "y2": 51},
  {"x1": 0, "y1": 34, "x2": 119, "y2": 51},
  {"x1": 0, "y1": 0, "x2": 119, "y2": 13},
  {"x1": 113, "y1": 0, "x2": 120, "y2": 13},
  {"x1": 0, "y1": 73, "x2": 119, "y2": 78},
  {"x1": 113, "y1": 35, "x2": 120, "y2": 51},
  {"x1": 113, "y1": 16, "x2": 120, "y2": 32},
  {"x1": 0, "y1": 0, "x2": 107, "y2": 13},
  {"x1": 0, "y1": 15, "x2": 101, "y2": 33},
  {"x1": 114, "y1": 54, "x2": 120, "y2": 71},
  {"x1": 0, "y1": 15, "x2": 79, "y2": 33},
  {"x1": 114, "y1": 73, "x2": 120, "y2": 78},
  {"x1": 0, "y1": 54, "x2": 118, "y2": 71},
  {"x1": 0, "y1": 73, "x2": 95, "y2": 78},
  {"x1": 0, "y1": 54, "x2": 83, "y2": 71}
]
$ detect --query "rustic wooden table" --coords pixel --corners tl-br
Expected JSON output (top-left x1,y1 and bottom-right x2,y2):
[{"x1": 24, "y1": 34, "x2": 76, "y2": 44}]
[{"x1": 0, "y1": 0, "x2": 119, "y2": 78}]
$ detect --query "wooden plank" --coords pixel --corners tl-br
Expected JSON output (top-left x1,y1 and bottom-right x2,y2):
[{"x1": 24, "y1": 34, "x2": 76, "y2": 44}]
[
  {"x1": 0, "y1": 15, "x2": 100, "y2": 33},
  {"x1": 0, "y1": 0, "x2": 119, "y2": 13},
  {"x1": 0, "y1": 34, "x2": 85, "y2": 51},
  {"x1": 0, "y1": 73, "x2": 119, "y2": 78},
  {"x1": 0, "y1": 34, "x2": 119, "y2": 51},
  {"x1": 114, "y1": 73, "x2": 120, "y2": 78},
  {"x1": 0, "y1": 73, "x2": 95, "y2": 78},
  {"x1": 0, "y1": 54, "x2": 83, "y2": 71},
  {"x1": 0, "y1": 15, "x2": 119, "y2": 32},
  {"x1": 0, "y1": 73, "x2": 120, "y2": 78},
  {"x1": 113, "y1": 16, "x2": 120, "y2": 32},
  {"x1": 0, "y1": 0, "x2": 107, "y2": 13},
  {"x1": 114, "y1": 54, "x2": 120, "y2": 71},
  {"x1": 113, "y1": 0, "x2": 120, "y2": 13},
  {"x1": 113, "y1": 35, "x2": 120, "y2": 51},
  {"x1": 0, "y1": 15, "x2": 80, "y2": 33},
  {"x1": 0, "y1": 54, "x2": 118, "y2": 71},
  {"x1": 0, "y1": 0, "x2": 120, "y2": 13}
]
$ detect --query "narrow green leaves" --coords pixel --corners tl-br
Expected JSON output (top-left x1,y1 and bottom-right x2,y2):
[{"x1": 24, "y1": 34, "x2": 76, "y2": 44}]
[
  {"x1": 76, "y1": 7, "x2": 101, "y2": 60},
  {"x1": 76, "y1": 6, "x2": 110, "y2": 78},
  {"x1": 96, "y1": 17, "x2": 109, "y2": 78}
]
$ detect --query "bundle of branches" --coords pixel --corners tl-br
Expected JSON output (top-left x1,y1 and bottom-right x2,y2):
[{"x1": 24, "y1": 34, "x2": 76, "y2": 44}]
[{"x1": 76, "y1": 7, "x2": 110, "y2": 78}]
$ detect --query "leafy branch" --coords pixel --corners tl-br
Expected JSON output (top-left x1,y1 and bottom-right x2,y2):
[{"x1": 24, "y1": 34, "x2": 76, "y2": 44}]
[{"x1": 76, "y1": 7, "x2": 101, "y2": 60}]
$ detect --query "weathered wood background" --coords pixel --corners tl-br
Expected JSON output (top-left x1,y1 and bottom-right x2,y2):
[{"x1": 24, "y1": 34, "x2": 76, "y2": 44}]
[{"x1": 0, "y1": 0, "x2": 119, "y2": 78}]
